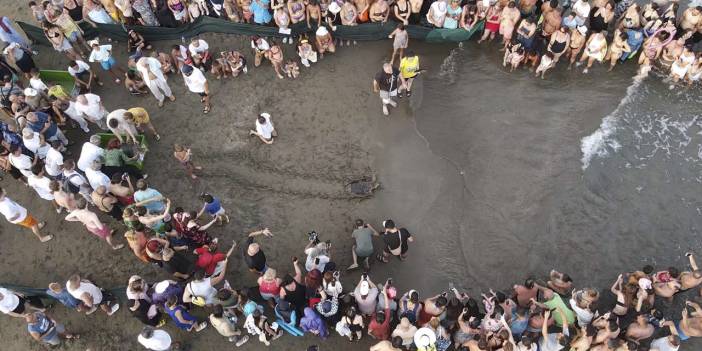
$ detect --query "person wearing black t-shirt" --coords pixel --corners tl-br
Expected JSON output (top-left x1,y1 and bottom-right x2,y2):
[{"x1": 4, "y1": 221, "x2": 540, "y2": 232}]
[
  {"x1": 379, "y1": 219, "x2": 414, "y2": 262},
  {"x1": 373, "y1": 63, "x2": 406, "y2": 116},
  {"x1": 161, "y1": 246, "x2": 194, "y2": 280},
  {"x1": 242, "y1": 228, "x2": 273, "y2": 274}
]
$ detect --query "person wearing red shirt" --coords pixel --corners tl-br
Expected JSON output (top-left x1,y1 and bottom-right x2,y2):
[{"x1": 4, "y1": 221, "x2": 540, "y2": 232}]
[
  {"x1": 368, "y1": 286, "x2": 392, "y2": 340},
  {"x1": 194, "y1": 240, "x2": 237, "y2": 276}
]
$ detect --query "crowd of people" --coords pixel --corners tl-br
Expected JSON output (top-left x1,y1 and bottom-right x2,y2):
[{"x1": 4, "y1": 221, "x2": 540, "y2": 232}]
[{"x1": 0, "y1": 0, "x2": 701, "y2": 350}]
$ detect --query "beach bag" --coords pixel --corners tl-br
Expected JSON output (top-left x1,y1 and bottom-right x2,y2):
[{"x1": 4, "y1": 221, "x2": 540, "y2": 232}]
[
  {"x1": 62, "y1": 173, "x2": 82, "y2": 194},
  {"x1": 188, "y1": 284, "x2": 207, "y2": 307},
  {"x1": 335, "y1": 319, "x2": 351, "y2": 337}
]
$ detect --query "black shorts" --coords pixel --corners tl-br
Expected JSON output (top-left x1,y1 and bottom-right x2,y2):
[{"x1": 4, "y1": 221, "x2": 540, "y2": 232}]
[
  {"x1": 11, "y1": 296, "x2": 26, "y2": 314},
  {"x1": 99, "y1": 290, "x2": 117, "y2": 306},
  {"x1": 198, "y1": 92, "x2": 208, "y2": 97}
]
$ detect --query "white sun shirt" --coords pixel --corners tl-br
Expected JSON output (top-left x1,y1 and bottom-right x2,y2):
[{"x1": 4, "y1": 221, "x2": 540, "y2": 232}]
[
  {"x1": 66, "y1": 281, "x2": 103, "y2": 305},
  {"x1": 138, "y1": 330, "x2": 172, "y2": 351},
  {"x1": 44, "y1": 147, "x2": 64, "y2": 177},
  {"x1": 0, "y1": 197, "x2": 28, "y2": 224},
  {"x1": 183, "y1": 68, "x2": 207, "y2": 93}
]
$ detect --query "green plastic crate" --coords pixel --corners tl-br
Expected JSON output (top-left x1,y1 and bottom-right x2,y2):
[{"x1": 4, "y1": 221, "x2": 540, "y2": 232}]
[
  {"x1": 97, "y1": 133, "x2": 148, "y2": 170},
  {"x1": 39, "y1": 70, "x2": 78, "y2": 97}
]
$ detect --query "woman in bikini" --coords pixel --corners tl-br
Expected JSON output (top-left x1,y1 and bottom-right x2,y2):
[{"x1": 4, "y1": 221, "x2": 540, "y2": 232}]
[
  {"x1": 369, "y1": 0, "x2": 390, "y2": 23},
  {"x1": 43, "y1": 22, "x2": 80, "y2": 60},
  {"x1": 670, "y1": 46, "x2": 695, "y2": 88},
  {"x1": 393, "y1": 0, "x2": 410, "y2": 25},
  {"x1": 617, "y1": 3, "x2": 639, "y2": 30},
  {"x1": 548, "y1": 25, "x2": 570, "y2": 63},
  {"x1": 638, "y1": 28, "x2": 673, "y2": 68},
  {"x1": 239, "y1": 0, "x2": 253, "y2": 23},
  {"x1": 289, "y1": 0, "x2": 306, "y2": 24},
  {"x1": 265, "y1": 42, "x2": 286, "y2": 79},
  {"x1": 578, "y1": 31, "x2": 608, "y2": 73},
  {"x1": 306, "y1": 0, "x2": 322, "y2": 28},
  {"x1": 610, "y1": 274, "x2": 628, "y2": 316},
  {"x1": 605, "y1": 29, "x2": 630, "y2": 71},
  {"x1": 514, "y1": 15, "x2": 536, "y2": 50},
  {"x1": 568, "y1": 26, "x2": 587, "y2": 69},
  {"x1": 355, "y1": 0, "x2": 370, "y2": 23},
  {"x1": 341, "y1": 0, "x2": 358, "y2": 28},
  {"x1": 167, "y1": 0, "x2": 189, "y2": 24},
  {"x1": 478, "y1": 4, "x2": 502, "y2": 44},
  {"x1": 173, "y1": 144, "x2": 203, "y2": 179},
  {"x1": 274, "y1": 2, "x2": 292, "y2": 44}
]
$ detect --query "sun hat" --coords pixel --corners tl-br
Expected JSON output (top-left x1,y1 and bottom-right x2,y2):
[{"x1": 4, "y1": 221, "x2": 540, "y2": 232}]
[{"x1": 414, "y1": 327, "x2": 437, "y2": 348}]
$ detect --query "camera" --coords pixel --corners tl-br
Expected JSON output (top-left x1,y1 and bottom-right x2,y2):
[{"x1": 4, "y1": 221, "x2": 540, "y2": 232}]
[
  {"x1": 386, "y1": 278, "x2": 393, "y2": 286},
  {"x1": 308, "y1": 231, "x2": 319, "y2": 244},
  {"x1": 333, "y1": 271, "x2": 341, "y2": 279},
  {"x1": 362, "y1": 273, "x2": 369, "y2": 280}
]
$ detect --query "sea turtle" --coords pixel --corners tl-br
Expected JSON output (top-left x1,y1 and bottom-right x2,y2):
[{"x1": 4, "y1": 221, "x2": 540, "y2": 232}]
[{"x1": 345, "y1": 175, "x2": 380, "y2": 198}]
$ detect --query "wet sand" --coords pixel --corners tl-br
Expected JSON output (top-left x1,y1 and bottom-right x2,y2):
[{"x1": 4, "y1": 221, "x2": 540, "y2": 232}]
[{"x1": 3, "y1": 6, "x2": 702, "y2": 351}]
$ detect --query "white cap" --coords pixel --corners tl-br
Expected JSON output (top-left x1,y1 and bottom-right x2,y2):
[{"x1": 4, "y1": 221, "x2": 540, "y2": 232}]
[
  {"x1": 316, "y1": 26, "x2": 329, "y2": 36},
  {"x1": 329, "y1": 2, "x2": 341, "y2": 14},
  {"x1": 23, "y1": 87, "x2": 37, "y2": 97},
  {"x1": 260, "y1": 112, "x2": 271, "y2": 119},
  {"x1": 360, "y1": 280, "x2": 370, "y2": 295}
]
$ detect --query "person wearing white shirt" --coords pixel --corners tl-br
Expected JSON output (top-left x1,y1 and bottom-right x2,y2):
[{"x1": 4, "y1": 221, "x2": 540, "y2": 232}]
[
  {"x1": 188, "y1": 38, "x2": 210, "y2": 69},
  {"x1": 88, "y1": 41, "x2": 124, "y2": 83},
  {"x1": 572, "y1": 0, "x2": 590, "y2": 25},
  {"x1": 650, "y1": 334, "x2": 680, "y2": 351},
  {"x1": 29, "y1": 71, "x2": 48, "y2": 92},
  {"x1": 0, "y1": 187, "x2": 52, "y2": 242},
  {"x1": 21, "y1": 128, "x2": 50, "y2": 159},
  {"x1": 68, "y1": 59, "x2": 100, "y2": 91},
  {"x1": 75, "y1": 93, "x2": 108, "y2": 129},
  {"x1": 85, "y1": 161, "x2": 111, "y2": 191},
  {"x1": 55, "y1": 99, "x2": 90, "y2": 133},
  {"x1": 180, "y1": 64, "x2": 211, "y2": 114},
  {"x1": 138, "y1": 327, "x2": 173, "y2": 351},
  {"x1": 8, "y1": 145, "x2": 35, "y2": 178},
  {"x1": 44, "y1": 142, "x2": 64, "y2": 178},
  {"x1": 137, "y1": 56, "x2": 175, "y2": 107},
  {"x1": 106, "y1": 109, "x2": 138, "y2": 143},
  {"x1": 77, "y1": 135, "x2": 105, "y2": 172},
  {"x1": 427, "y1": 0, "x2": 448, "y2": 28},
  {"x1": 27, "y1": 165, "x2": 55, "y2": 201},
  {"x1": 66, "y1": 274, "x2": 120, "y2": 315},
  {"x1": 249, "y1": 113, "x2": 277, "y2": 145}
]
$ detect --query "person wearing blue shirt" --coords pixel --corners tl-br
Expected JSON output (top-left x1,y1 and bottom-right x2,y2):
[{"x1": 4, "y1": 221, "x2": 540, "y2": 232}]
[
  {"x1": 198, "y1": 193, "x2": 229, "y2": 225},
  {"x1": 46, "y1": 283, "x2": 82, "y2": 311},
  {"x1": 133, "y1": 179, "x2": 166, "y2": 214},
  {"x1": 250, "y1": 0, "x2": 272, "y2": 25},
  {"x1": 26, "y1": 111, "x2": 68, "y2": 146}
]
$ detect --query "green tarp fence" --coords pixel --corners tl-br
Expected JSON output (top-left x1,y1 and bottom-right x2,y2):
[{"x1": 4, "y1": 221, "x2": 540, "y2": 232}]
[
  {"x1": 18, "y1": 16, "x2": 483, "y2": 46},
  {"x1": 1, "y1": 284, "x2": 127, "y2": 300}
]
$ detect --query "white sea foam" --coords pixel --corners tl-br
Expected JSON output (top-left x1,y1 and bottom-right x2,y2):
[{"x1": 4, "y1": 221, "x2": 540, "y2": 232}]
[{"x1": 580, "y1": 71, "x2": 647, "y2": 169}]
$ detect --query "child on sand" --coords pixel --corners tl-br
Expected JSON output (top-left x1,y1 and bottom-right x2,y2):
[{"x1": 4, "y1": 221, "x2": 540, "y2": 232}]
[
  {"x1": 284, "y1": 60, "x2": 299, "y2": 79},
  {"x1": 198, "y1": 193, "x2": 230, "y2": 225},
  {"x1": 173, "y1": 144, "x2": 203, "y2": 179}
]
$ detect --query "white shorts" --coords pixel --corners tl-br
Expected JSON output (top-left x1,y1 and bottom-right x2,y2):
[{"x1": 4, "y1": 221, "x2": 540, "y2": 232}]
[
  {"x1": 379, "y1": 90, "x2": 397, "y2": 99},
  {"x1": 212, "y1": 207, "x2": 226, "y2": 216}
]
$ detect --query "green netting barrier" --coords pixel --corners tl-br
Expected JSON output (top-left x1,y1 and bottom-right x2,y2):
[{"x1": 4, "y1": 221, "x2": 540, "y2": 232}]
[
  {"x1": 1, "y1": 284, "x2": 127, "y2": 300},
  {"x1": 18, "y1": 17, "x2": 484, "y2": 45}
]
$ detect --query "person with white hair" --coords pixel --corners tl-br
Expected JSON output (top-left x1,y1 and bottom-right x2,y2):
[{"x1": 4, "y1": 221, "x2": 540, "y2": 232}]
[
  {"x1": 77, "y1": 134, "x2": 105, "y2": 172},
  {"x1": 373, "y1": 63, "x2": 405, "y2": 116},
  {"x1": 85, "y1": 160, "x2": 110, "y2": 191},
  {"x1": 138, "y1": 327, "x2": 175, "y2": 351},
  {"x1": 21, "y1": 128, "x2": 50, "y2": 159},
  {"x1": 249, "y1": 113, "x2": 277, "y2": 145},
  {"x1": 136, "y1": 55, "x2": 176, "y2": 107}
]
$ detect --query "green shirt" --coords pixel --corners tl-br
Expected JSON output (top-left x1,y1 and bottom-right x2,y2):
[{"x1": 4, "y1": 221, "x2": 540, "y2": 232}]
[
  {"x1": 104, "y1": 149, "x2": 130, "y2": 167},
  {"x1": 543, "y1": 294, "x2": 575, "y2": 327}
]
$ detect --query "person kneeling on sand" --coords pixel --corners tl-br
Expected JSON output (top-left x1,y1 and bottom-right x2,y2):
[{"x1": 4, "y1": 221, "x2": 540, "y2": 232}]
[{"x1": 250, "y1": 113, "x2": 277, "y2": 145}]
